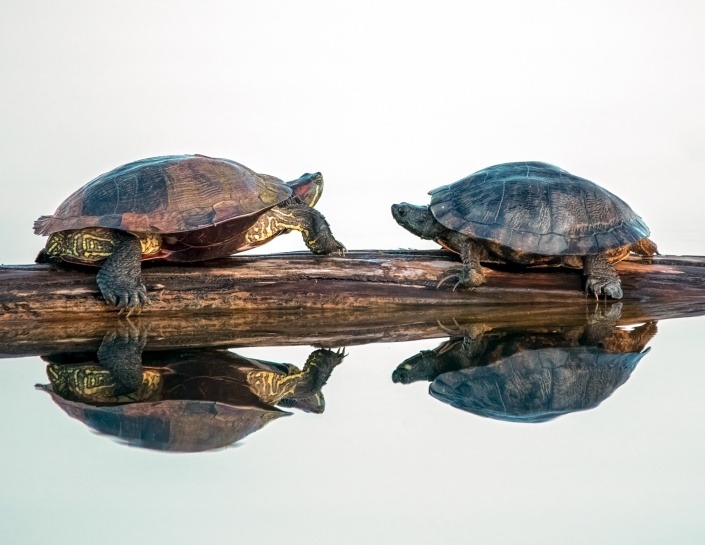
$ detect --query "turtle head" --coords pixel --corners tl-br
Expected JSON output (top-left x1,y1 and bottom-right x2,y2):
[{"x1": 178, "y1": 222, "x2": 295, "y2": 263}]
[
  {"x1": 287, "y1": 172, "x2": 324, "y2": 207},
  {"x1": 392, "y1": 350, "x2": 442, "y2": 384},
  {"x1": 391, "y1": 203, "x2": 443, "y2": 240}
]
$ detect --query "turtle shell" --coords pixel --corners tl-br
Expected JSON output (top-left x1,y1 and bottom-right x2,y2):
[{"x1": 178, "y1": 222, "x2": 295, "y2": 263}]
[
  {"x1": 429, "y1": 161, "x2": 650, "y2": 255},
  {"x1": 34, "y1": 155, "x2": 292, "y2": 236},
  {"x1": 39, "y1": 390, "x2": 288, "y2": 452},
  {"x1": 429, "y1": 346, "x2": 648, "y2": 423}
]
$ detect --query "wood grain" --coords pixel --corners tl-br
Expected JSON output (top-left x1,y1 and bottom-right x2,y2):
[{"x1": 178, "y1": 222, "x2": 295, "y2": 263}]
[{"x1": 1, "y1": 251, "x2": 704, "y2": 357}]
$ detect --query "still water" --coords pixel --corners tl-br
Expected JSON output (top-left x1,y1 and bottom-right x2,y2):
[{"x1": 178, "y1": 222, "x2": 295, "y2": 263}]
[{"x1": 1, "y1": 304, "x2": 705, "y2": 545}]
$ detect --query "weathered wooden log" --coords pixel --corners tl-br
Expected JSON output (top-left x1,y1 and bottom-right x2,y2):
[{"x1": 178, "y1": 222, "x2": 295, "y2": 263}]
[
  {"x1": 1, "y1": 251, "x2": 704, "y2": 357},
  {"x1": 2, "y1": 251, "x2": 705, "y2": 321}
]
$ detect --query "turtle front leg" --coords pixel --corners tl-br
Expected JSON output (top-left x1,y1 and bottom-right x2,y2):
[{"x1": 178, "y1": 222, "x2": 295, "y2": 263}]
[
  {"x1": 96, "y1": 231, "x2": 149, "y2": 312},
  {"x1": 245, "y1": 348, "x2": 346, "y2": 406},
  {"x1": 262, "y1": 204, "x2": 346, "y2": 255},
  {"x1": 97, "y1": 325, "x2": 147, "y2": 394},
  {"x1": 437, "y1": 234, "x2": 485, "y2": 290},
  {"x1": 583, "y1": 254, "x2": 623, "y2": 299}
]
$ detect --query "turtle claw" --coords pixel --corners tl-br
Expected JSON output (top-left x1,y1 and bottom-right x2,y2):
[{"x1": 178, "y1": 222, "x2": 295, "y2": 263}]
[
  {"x1": 335, "y1": 347, "x2": 348, "y2": 358},
  {"x1": 436, "y1": 267, "x2": 484, "y2": 290},
  {"x1": 437, "y1": 273, "x2": 464, "y2": 291},
  {"x1": 585, "y1": 276, "x2": 623, "y2": 300},
  {"x1": 308, "y1": 236, "x2": 346, "y2": 256},
  {"x1": 98, "y1": 278, "x2": 149, "y2": 313}
]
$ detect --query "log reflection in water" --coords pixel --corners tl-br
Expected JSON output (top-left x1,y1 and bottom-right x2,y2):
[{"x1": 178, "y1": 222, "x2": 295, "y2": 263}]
[{"x1": 1, "y1": 298, "x2": 700, "y2": 358}]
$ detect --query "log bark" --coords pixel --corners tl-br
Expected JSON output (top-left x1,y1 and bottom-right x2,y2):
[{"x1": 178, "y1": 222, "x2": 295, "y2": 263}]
[
  {"x1": 2, "y1": 251, "x2": 705, "y2": 320},
  {"x1": 1, "y1": 251, "x2": 705, "y2": 357}
]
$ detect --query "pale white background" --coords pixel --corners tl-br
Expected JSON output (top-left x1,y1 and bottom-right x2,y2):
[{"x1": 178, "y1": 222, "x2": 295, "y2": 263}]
[
  {"x1": 2, "y1": 2, "x2": 705, "y2": 545},
  {"x1": 2, "y1": 1, "x2": 704, "y2": 264}
]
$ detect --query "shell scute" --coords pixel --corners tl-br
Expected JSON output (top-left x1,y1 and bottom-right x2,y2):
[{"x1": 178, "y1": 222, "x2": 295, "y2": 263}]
[
  {"x1": 35, "y1": 155, "x2": 292, "y2": 236},
  {"x1": 429, "y1": 162, "x2": 649, "y2": 256}
]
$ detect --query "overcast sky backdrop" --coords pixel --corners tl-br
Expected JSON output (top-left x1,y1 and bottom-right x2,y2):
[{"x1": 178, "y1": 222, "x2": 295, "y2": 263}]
[
  {"x1": 2, "y1": 1, "x2": 704, "y2": 264},
  {"x1": 2, "y1": 4, "x2": 705, "y2": 545}
]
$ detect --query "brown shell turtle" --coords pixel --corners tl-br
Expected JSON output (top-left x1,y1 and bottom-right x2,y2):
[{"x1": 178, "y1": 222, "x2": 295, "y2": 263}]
[
  {"x1": 391, "y1": 161, "x2": 657, "y2": 299},
  {"x1": 35, "y1": 154, "x2": 345, "y2": 310},
  {"x1": 38, "y1": 345, "x2": 346, "y2": 452}
]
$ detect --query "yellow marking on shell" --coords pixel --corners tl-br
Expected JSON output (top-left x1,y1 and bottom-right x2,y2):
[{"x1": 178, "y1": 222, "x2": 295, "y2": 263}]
[
  {"x1": 244, "y1": 208, "x2": 310, "y2": 245},
  {"x1": 45, "y1": 228, "x2": 162, "y2": 263}
]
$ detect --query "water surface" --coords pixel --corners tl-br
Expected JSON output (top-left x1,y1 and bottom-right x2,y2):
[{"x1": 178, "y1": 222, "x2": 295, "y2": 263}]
[{"x1": 1, "y1": 305, "x2": 704, "y2": 545}]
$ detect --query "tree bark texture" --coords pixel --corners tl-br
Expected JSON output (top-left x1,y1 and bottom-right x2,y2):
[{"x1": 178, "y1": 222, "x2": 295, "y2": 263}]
[{"x1": 1, "y1": 251, "x2": 704, "y2": 357}]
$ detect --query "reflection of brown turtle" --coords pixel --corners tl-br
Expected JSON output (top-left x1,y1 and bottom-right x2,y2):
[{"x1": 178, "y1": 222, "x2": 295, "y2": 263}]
[
  {"x1": 393, "y1": 307, "x2": 656, "y2": 422},
  {"x1": 35, "y1": 155, "x2": 345, "y2": 311},
  {"x1": 38, "y1": 347, "x2": 345, "y2": 452}
]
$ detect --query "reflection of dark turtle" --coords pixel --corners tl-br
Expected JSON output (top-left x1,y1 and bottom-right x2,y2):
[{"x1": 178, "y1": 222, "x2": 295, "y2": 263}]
[
  {"x1": 35, "y1": 155, "x2": 345, "y2": 310},
  {"x1": 393, "y1": 311, "x2": 656, "y2": 422},
  {"x1": 391, "y1": 162, "x2": 657, "y2": 299},
  {"x1": 38, "y1": 347, "x2": 345, "y2": 451}
]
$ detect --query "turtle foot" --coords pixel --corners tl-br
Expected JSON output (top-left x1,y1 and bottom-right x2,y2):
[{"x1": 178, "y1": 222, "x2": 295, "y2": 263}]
[
  {"x1": 436, "y1": 267, "x2": 484, "y2": 290},
  {"x1": 585, "y1": 276, "x2": 623, "y2": 300},
  {"x1": 96, "y1": 271, "x2": 149, "y2": 314},
  {"x1": 308, "y1": 235, "x2": 347, "y2": 256}
]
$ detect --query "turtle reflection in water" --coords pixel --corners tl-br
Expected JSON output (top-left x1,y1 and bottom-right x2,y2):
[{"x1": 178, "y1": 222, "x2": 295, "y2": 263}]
[
  {"x1": 38, "y1": 334, "x2": 345, "y2": 452},
  {"x1": 393, "y1": 306, "x2": 656, "y2": 422}
]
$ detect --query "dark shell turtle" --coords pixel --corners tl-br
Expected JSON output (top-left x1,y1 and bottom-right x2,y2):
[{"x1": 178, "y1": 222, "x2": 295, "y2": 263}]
[
  {"x1": 392, "y1": 313, "x2": 657, "y2": 423},
  {"x1": 38, "y1": 346, "x2": 346, "y2": 452},
  {"x1": 391, "y1": 161, "x2": 657, "y2": 299},
  {"x1": 35, "y1": 155, "x2": 345, "y2": 310},
  {"x1": 430, "y1": 345, "x2": 648, "y2": 423}
]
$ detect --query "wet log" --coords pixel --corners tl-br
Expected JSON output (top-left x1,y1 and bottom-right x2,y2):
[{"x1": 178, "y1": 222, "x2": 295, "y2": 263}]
[
  {"x1": 1, "y1": 251, "x2": 705, "y2": 321},
  {"x1": 1, "y1": 251, "x2": 705, "y2": 357}
]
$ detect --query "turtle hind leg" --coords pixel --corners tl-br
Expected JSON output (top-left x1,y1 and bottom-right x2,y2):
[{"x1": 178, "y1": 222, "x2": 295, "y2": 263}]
[
  {"x1": 583, "y1": 254, "x2": 623, "y2": 299},
  {"x1": 96, "y1": 231, "x2": 149, "y2": 312},
  {"x1": 258, "y1": 204, "x2": 346, "y2": 255}
]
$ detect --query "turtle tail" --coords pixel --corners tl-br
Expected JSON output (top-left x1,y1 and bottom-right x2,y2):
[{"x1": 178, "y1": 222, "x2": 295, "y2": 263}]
[{"x1": 34, "y1": 215, "x2": 54, "y2": 235}]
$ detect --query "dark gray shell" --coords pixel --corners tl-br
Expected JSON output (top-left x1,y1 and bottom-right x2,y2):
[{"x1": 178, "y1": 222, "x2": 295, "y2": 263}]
[
  {"x1": 429, "y1": 346, "x2": 647, "y2": 423},
  {"x1": 429, "y1": 162, "x2": 650, "y2": 255}
]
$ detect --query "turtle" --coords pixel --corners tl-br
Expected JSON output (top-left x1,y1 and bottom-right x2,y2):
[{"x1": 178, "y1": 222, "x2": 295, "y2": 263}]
[
  {"x1": 40, "y1": 324, "x2": 346, "y2": 408},
  {"x1": 392, "y1": 307, "x2": 657, "y2": 422},
  {"x1": 34, "y1": 154, "x2": 346, "y2": 310},
  {"x1": 38, "y1": 345, "x2": 347, "y2": 451},
  {"x1": 391, "y1": 161, "x2": 658, "y2": 299}
]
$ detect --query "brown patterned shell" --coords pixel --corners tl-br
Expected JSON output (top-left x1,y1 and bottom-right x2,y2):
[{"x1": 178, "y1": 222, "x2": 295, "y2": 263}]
[
  {"x1": 34, "y1": 155, "x2": 292, "y2": 236},
  {"x1": 39, "y1": 390, "x2": 288, "y2": 452},
  {"x1": 429, "y1": 162, "x2": 650, "y2": 256}
]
